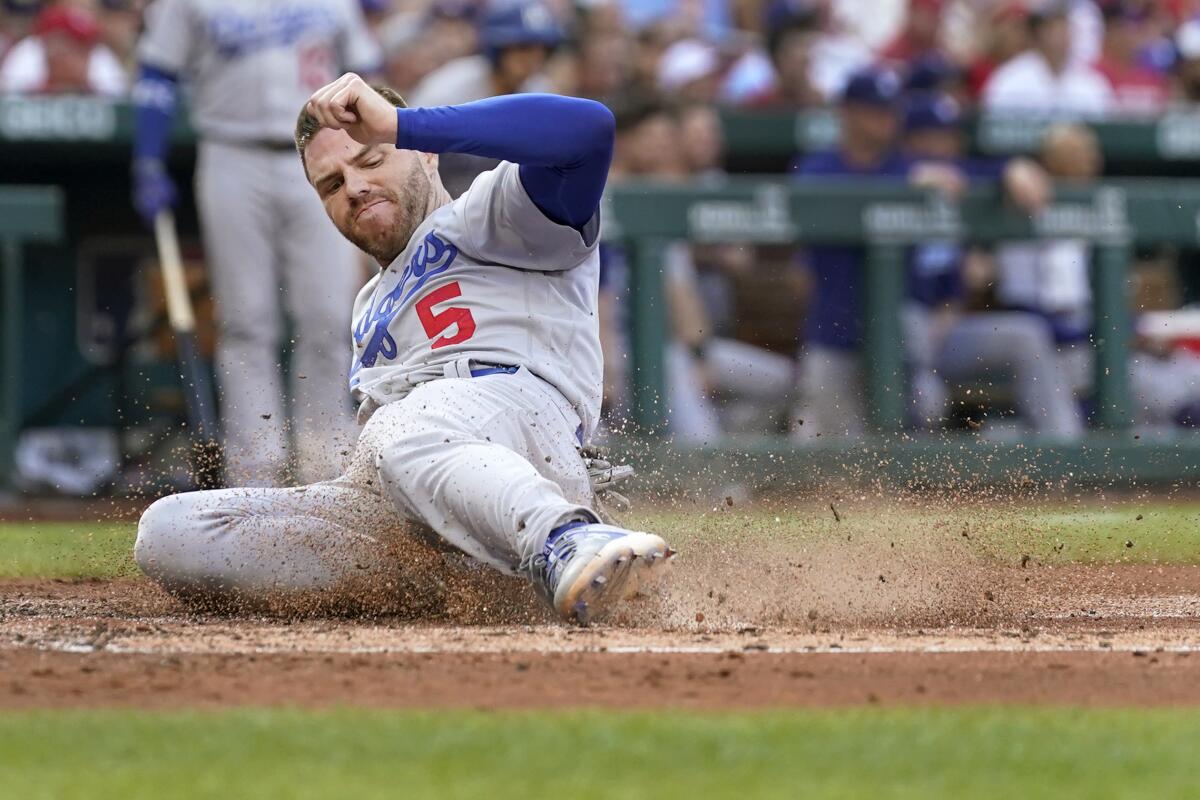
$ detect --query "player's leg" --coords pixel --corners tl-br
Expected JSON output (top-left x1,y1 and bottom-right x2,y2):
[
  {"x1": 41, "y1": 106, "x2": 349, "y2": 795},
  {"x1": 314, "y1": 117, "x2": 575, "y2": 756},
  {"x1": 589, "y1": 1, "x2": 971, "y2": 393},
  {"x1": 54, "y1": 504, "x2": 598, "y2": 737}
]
[
  {"x1": 664, "y1": 341, "x2": 723, "y2": 443},
  {"x1": 134, "y1": 478, "x2": 448, "y2": 611},
  {"x1": 937, "y1": 313, "x2": 1083, "y2": 438},
  {"x1": 705, "y1": 337, "x2": 794, "y2": 432},
  {"x1": 356, "y1": 369, "x2": 671, "y2": 622},
  {"x1": 792, "y1": 345, "x2": 867, "y2": 439},
  {"x1": 1129, "y1": 352, "x2": 1200, "y2": 426},
  {"x1": 274, "y1": 152, "x2": 362, "y2": 483},
  {"x1": 356, "y1": 369, "x2": 594, "y2": 572},
  {"x1": 194, "y1": 142, "x2": 288, "y2": 485}
]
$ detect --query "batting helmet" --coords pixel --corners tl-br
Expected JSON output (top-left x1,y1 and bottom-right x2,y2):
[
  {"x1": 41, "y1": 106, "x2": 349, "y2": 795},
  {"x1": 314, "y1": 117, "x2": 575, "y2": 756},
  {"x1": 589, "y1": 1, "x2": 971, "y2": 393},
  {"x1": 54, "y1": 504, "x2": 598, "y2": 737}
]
[{"x1": 480, "y1": 0, "x2": 562, "y2": 62}]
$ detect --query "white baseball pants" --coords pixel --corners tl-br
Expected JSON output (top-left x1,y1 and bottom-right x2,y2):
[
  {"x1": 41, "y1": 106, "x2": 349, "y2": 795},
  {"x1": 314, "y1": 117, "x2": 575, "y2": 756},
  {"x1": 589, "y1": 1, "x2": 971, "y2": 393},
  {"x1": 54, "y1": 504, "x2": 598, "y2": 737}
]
[
  {"x1": 135, "y1": 366, "x2": 597, "y2": 603},
  {"x1": 195, "y1": 140, "x2": 362, "y2": 486}
]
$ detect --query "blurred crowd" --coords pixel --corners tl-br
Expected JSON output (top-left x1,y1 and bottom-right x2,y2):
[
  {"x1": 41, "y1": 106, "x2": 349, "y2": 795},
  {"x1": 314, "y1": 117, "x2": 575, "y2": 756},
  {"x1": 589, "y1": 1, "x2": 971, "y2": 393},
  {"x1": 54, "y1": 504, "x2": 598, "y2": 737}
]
[
  {"x1": 8, "y1": 0, "x2": 1200, "y2": 111},
  {"x1": 3, "y1": 0, "x2": 1200, "y2": 451}
]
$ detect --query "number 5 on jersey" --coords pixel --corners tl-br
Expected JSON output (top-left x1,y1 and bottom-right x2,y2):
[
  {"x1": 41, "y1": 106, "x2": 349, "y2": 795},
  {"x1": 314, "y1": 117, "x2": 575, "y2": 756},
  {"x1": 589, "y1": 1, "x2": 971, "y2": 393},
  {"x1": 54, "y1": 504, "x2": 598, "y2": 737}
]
[{"x1": 415, "y1": 281, "x2": 476, "y2": 349}]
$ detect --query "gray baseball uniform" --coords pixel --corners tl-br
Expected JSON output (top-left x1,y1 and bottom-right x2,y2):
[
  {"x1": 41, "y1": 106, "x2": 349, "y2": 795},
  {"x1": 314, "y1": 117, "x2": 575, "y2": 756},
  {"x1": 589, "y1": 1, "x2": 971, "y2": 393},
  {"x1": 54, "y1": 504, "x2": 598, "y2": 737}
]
[
  {"x1": 136, "y1": 159, "x2": 604, "y2": 600},
  {"x1": 138, "y1": 0, "x2": 382, "y2": 485}
]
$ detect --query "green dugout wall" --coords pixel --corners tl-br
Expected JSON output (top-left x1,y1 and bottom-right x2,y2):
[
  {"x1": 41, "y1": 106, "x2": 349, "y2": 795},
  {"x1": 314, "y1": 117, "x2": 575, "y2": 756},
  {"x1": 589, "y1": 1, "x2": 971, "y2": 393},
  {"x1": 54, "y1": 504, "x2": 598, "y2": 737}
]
[{"x1": 607, "y1": 178, "x2": 1200, "y2": 486}]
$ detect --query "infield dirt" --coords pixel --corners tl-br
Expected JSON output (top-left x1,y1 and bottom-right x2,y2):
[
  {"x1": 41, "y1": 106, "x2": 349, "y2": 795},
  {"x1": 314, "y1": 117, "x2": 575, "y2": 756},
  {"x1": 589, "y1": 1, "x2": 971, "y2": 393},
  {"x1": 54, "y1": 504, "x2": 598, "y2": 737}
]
[{"x1": 3, "y1": 562, "x2": 1200, "y2": 710}]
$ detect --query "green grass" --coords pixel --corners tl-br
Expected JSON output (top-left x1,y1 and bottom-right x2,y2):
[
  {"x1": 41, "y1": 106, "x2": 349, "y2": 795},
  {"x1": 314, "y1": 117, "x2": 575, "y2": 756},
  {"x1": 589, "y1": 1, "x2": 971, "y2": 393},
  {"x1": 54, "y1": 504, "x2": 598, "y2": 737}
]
[
  {"x1": 0, "y1": 522, "x2": 137, "y2": 578},
  {"x1": 1, "y1": 708, "x2": 1197, "y2": 799},
  {"x1": 637, "y1": 502, "x2": 1200, "y2": 566},
  {"x1": 0, "y1": 502, "x2": 1198, "y2": 580}
]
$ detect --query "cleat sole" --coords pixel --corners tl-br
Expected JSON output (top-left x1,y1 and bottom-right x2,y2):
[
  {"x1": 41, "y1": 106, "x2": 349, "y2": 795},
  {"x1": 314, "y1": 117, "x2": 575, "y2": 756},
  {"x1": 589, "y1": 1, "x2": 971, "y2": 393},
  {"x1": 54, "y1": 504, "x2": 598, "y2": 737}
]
[{"x1": 555, "y1": 532, "x2": 673, "y2": 624}]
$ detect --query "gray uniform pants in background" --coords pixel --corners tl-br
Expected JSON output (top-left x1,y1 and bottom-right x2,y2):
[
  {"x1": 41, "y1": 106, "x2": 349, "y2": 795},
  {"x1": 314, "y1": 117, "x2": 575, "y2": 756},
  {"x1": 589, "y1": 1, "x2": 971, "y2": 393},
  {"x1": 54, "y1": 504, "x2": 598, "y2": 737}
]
[
  {"x1": 1057, "y1": 343, "x2": 1200, "y2": 428},
  {"x1": 666, "y1": 338, "x2": 794, "y2": 443},
  {"x1": 135, "y1": 366, "x2": 596, "y2": 605},
  {"x1": 929, "y1": 312, "x2": 1083, "y2": 438},
  {"x1": 195, "y1": 140, "x2": 362, "y2": 486},
  {"x1": 794, "y1": 311, "x2": 1083, "y2": 439}
]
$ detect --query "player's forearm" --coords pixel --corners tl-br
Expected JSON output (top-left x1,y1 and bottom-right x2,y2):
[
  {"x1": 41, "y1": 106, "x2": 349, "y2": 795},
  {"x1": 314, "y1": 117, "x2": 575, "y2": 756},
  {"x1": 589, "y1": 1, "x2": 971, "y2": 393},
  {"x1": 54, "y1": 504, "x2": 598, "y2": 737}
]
[
  {"x1": 396, "y1": 94, "x2": 615, "y2": 228},
  {"x1": 132, "y1": 64, "x2": 179, "y2": 163},
  {"x1": 396, "y1": 94, "x2": 613, "y2": 167}
]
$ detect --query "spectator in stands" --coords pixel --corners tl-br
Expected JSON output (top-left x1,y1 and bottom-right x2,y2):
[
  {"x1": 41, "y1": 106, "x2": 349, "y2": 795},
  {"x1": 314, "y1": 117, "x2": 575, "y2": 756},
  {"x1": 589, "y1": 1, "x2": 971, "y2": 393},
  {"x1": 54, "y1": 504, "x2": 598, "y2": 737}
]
[
  {"x1": 374, "y1": 3, "x2": 479, "y2": 97},
  {"x1": 880, "y1": 0, "x2": 945, "y2": 64},
  {"x1": 655, "y1": 105, "x2": 794, "y2": 443},
  {"x1": 1172, "y1": 18, "x2": 1200, "y2": 102},
  {"x1": 97, "y1": 0, "x2": 144, "y2": 74},
  {"x1": 1093, "y1": 0, "x2": 1169, "y2": 114},
  {"x1": 964, "y1": 1, "x2": 1031, "y2": 101},
  {"x1": 678, "y1": 103, "x2": 724, "y2": 180},
  {"x1": 997, "y1": 123, "x2": 1200, "y2": 429},
  {"x1": 0, "y1": 0, "x2": 41, "y2": 63},
  {"x1": 758, "y1": 0, "x2": 871, "y2": 103},
  {"x1": 899, "y1": 94, "x2": 1083, "y2": 437},
  {"x1": 656, "y1": 38, "x2": 722, "y2": 104},
  {"x1": 573, "y1": 28, "x2": 632, "y2": 104},
  {"x1": 982, "y1": 0, "x2": 1112, "y2": 116},
  {"x1": 743, "y1": 2, "x2": 824, "y2": 109},
  {"x1": 791, "y1": 68, "x2": 1075, "y2": 439},
  {"x1": 611, "y1": 98, "x2": 688, "y2": 179},
  {"x1": 615, "y1": 0, "x2": 734, "y2": 42},
  {"x1": 790, "y1": 67, "x2": 911, "y2": 438},
  {"x1": 359, "y1": 0, "x2": 392, "y2": 32},
  {"x1": 905, "y1": 51, "x2": 969, "y2": 106},
  {"x1": 409, "y1": 0, "x2": 560, "y2": 195},
  {"x1": 0, "y1": 4, "x2": 126, "y2": 96},
  {"x1": 663, "y1": 239, "x2": 796, "y2": 443}
]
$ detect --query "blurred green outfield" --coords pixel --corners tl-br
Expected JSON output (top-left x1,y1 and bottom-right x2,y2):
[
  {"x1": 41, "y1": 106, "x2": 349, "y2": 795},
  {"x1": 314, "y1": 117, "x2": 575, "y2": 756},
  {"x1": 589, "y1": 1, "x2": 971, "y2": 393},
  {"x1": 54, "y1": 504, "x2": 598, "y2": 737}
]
[
  {"x1": 2, "y1": 502, "x2": 1198, "y2": 579},
  {"x1": 3, "y1": 708, "x2": 1199, "y2": 799}
]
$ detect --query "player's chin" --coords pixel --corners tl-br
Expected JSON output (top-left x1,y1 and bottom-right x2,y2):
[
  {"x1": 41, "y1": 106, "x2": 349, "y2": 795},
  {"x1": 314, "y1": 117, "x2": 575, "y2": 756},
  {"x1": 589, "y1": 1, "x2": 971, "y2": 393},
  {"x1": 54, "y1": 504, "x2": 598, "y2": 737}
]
[{"x1": 353, "y1": 201, "x2": 399, "y2": 235}]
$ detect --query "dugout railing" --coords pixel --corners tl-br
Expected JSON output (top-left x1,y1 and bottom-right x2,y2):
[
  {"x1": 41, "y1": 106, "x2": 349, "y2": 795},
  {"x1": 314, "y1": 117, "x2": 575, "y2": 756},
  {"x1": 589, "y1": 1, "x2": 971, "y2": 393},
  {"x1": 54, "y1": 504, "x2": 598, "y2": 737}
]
[
  {"x1": 717, "y1": 107, "x2": 1200, "y2": 173},
  {"x1": 606, "y1": 178, "x2": 1200, "y2": 487}
]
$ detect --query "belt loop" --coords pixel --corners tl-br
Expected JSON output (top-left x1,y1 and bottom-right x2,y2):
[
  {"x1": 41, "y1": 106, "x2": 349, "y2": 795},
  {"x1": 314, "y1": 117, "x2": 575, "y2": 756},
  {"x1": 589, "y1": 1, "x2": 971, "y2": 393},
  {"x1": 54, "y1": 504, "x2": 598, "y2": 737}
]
[{"x1": 443, "y1": 358, "x2": 472, "y2": 380}]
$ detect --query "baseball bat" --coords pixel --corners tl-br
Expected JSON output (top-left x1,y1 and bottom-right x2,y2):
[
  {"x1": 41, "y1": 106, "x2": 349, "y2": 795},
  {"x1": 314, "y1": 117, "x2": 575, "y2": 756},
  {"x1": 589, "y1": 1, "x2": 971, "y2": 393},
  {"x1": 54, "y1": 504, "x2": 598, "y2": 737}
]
[{"x1": 154, "y1": 210, "x2": 222, "y2": 488}]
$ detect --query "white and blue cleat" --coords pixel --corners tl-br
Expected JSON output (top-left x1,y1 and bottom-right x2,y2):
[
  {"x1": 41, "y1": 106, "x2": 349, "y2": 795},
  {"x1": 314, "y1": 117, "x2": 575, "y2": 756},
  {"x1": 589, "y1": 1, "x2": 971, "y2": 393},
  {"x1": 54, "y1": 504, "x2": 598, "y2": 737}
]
[{"x1": 535, "y1": 523, "x2": 675, "y2": 625}]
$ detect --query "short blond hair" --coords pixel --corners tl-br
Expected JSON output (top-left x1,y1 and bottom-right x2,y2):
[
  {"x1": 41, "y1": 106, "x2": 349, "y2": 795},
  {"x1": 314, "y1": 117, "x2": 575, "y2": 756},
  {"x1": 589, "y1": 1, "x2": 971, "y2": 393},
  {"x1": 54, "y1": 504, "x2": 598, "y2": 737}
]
[{"x1": 294, "y1": 85, "x2": 408, "y2": 174}]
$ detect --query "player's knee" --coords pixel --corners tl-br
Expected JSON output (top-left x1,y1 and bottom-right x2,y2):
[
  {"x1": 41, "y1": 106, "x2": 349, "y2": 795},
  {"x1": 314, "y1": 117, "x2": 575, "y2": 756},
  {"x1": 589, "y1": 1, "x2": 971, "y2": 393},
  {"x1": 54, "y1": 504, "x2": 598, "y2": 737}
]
[
  {"x1": 134, "y1": 493, "x2": 199, "y2": 581},
  {"x1": 993, "y1": 316, "x2": 1056, "y2": 354}
]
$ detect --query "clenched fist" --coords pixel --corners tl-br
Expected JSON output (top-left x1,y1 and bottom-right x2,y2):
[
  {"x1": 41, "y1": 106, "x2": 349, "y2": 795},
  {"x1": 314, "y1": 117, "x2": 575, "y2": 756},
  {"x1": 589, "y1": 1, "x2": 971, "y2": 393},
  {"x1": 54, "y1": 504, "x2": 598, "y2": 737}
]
[{"x1": 305, "y1": 73, "x2": 398, "y2": 147}]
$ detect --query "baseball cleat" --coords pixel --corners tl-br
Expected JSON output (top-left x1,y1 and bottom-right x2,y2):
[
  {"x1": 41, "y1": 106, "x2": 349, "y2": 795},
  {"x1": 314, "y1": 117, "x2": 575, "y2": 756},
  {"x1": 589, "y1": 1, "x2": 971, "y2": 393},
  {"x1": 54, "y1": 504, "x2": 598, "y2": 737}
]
[{"x1": 535, "y1": 523, "x2": 675, "y2": 625}]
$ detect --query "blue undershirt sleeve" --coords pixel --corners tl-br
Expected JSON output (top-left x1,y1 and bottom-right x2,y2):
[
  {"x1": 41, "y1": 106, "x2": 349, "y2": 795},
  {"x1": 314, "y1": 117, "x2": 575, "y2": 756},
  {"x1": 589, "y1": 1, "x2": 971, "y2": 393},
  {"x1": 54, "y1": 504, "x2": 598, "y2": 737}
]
[
  {"x1": 132, "y1": 63, "x2": 179, "y2": 163},
  {"x1": 394, "y1": 94, "x2": 615, "y2": 233}
]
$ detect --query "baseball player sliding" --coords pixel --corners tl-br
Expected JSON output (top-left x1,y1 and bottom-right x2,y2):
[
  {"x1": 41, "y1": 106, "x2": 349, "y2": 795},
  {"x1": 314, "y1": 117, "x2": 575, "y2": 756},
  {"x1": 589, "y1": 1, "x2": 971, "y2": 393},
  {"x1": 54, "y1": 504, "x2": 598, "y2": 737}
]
[{"x1": 135, "y1": 74, "x2": 674, "y2": 624}]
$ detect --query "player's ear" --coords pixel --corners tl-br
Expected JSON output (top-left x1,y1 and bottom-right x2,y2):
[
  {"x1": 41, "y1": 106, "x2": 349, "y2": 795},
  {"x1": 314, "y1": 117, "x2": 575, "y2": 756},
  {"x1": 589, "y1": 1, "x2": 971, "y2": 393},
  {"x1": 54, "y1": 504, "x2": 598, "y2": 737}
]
[{"x1": 420, "y1": 151, "x2": 439, "y2": 178}]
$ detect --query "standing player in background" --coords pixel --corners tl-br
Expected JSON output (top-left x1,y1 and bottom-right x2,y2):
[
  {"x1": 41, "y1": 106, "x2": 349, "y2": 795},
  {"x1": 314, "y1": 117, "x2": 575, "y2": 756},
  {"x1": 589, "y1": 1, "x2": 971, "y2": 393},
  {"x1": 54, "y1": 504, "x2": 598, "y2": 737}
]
[
  {"x1": 135, "y1": 74, "x2": 674, "y2": 625},
  {"x1": 131, "y1": 0, "x2": 382, "y2": 486}
]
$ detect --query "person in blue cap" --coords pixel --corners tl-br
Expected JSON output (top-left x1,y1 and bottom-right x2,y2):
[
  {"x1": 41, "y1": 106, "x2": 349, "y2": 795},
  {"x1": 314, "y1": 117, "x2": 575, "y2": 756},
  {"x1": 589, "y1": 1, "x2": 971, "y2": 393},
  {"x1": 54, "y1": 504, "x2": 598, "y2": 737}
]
[
  {"x1": 790, "y1": 66, "x2": 913, "y2": 439},
  {"x1": 899, "y1": 93, "x2": 1084, "y2": 438},
  {"x1": 791, "y1": 70, "x2": 1080, "y2": 438}
]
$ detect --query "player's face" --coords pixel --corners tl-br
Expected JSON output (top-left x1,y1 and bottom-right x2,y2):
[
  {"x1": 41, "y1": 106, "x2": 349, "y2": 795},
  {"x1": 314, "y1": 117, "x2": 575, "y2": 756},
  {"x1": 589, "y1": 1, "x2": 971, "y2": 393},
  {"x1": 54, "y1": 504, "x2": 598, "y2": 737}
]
[{"x1": 305, "y1": 127, "x2": 435, "y2": 264}]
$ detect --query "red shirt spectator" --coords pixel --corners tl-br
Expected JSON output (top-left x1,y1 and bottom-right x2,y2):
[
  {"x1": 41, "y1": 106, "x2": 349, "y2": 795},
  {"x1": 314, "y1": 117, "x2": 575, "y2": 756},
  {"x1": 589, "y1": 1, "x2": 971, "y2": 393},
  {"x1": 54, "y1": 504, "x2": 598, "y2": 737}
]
[
  {"x1": 1092, "y1": 0, "x2": 1169, "y2": 114},
  {"x1": 0, "y1": 5, "x2": 127, "y2": 96},
  {"x1": 965, "y1": 2, "x2": 1030, "y2": 100},
  {"x1": 881, "y1": 0, "x2": 944, "y2": 63}
]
